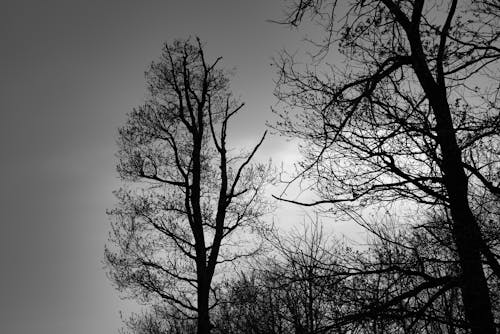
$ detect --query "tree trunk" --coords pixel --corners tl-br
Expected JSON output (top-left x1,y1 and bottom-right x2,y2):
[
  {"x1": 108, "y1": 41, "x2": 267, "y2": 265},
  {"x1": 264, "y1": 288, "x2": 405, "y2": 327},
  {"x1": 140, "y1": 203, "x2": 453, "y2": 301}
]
[
  {"x1": 407, "y1": 29, "x2": 496, "y2": 331},
  {"x1": 450, "y1": 206, "x2": 495, "y2": 334},
  {"x1": 428, "y1": 95, "x2": 495, "y2": 334},
  {"x1": 197, "y1": 275, "x2": 211, "y2": 334}
]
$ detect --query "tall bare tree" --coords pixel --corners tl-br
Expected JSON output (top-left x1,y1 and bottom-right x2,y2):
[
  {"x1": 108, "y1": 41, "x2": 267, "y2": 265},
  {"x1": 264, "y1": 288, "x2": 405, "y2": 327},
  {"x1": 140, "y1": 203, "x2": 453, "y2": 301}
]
[
  {"x1": 105, "y1": 38, "x2": 270, "y2": 334},
  {"x1": 273, "y1": 1, "x2": 500, "y2": 332}
]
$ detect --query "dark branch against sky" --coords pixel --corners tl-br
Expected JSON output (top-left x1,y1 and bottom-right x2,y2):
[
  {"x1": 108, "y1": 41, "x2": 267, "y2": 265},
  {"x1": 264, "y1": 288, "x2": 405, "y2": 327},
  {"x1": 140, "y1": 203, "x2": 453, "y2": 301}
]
[{"x1": 0, "y1": 1, "x2": 305, "y2": 333}]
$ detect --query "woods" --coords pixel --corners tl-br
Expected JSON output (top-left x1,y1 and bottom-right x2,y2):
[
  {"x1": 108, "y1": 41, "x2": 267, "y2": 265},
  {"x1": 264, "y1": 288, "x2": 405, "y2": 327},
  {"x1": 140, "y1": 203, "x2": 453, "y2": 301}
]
[{"x1": 106, "y1": 1, "x2": 499, "y2": 333}]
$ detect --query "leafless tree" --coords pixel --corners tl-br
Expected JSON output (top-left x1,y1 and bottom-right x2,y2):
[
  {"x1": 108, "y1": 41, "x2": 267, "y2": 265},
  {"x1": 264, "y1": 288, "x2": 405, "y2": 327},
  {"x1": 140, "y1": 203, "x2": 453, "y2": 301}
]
[
  {"x1": 119, "y1": 307, "x2": 196, "y2": 334},
  {"x1": 212, "y1": 270, "x2": 290, "y2": 334},
  {"x1": 261, "y1": 220, "x2": 347, "y2": 334},
  {"x1": 214, "y1": 215, "x2": 489, "y2": 334},
  {"x1": 105, "y1": 38, "x2": 271, "y2": 334},
  {"x1": 212, "y1": 220, "x2": 350, "y2": 334},
  {"x1": 273, "y1": 1, "x2": 499, "y2": 332},
  {"x1": 326, "y1": 215, "x2": 466, "y2": 334}
]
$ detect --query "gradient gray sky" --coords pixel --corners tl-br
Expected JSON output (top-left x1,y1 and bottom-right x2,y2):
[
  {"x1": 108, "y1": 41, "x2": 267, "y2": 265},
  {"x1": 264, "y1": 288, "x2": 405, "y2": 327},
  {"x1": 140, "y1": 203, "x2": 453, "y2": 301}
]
[{"x1": 0, "y1": 1, "x2": 311, "y2": 333}]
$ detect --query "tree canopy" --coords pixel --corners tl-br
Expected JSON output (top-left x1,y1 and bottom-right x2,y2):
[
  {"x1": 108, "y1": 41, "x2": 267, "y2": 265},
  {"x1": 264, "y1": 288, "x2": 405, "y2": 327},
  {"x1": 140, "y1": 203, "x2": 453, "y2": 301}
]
[
  {"x1": 105, "y1": 38, "x2": 271, "y2": 334},
  {"x1": 273, "y1": 0, "x2": 499, "y2": 333}
]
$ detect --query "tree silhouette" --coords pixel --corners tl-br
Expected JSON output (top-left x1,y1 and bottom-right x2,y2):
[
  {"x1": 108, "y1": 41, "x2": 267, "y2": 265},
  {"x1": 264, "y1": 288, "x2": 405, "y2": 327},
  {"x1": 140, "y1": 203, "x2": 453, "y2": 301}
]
[
  {"x1": 105, "y1": 38, "x2": 270, "y2": 334},
  {"x1": 325, "y1": 215, "x2": 466, "y2": 333},
  {"x1": 119, "y1": 307, "x2": 196, "y2": 334},
  {"x1": 116, "y1": 213, "x2": 499, "y2": 333},
  {"x1": 273, "y1": 1, "x2": 500, "y2": 332},
  {"x1": 213, "y1": 220, "x2": 348, "y2": 334}
]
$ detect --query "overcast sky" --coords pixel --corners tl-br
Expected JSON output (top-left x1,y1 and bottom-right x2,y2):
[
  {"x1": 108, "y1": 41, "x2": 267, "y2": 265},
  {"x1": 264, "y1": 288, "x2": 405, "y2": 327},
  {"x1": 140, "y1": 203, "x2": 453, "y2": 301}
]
[{"x1": 0, "y1": 1, "x2": 319, "y2": 333}]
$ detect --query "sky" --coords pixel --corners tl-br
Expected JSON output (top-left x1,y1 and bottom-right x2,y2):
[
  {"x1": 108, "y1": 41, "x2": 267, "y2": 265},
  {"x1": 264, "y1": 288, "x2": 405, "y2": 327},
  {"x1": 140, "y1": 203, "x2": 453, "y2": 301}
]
[{"x1": 0, "y1": 1, "x2": 323, "y2": 333}]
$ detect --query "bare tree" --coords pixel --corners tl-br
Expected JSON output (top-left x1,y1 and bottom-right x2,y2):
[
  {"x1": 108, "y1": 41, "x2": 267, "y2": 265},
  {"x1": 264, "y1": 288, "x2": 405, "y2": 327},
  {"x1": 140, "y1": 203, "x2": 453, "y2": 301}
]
[
  {"x1": 202, "y1": 213, "x2": 491, "y2": 334},
  {"x1": 105, "y1": 38, "x2": 271, "y2": 334},
  {"x1": 212, "y1": 271, "x2": 290, "y2": 334},
  {"x1": 212, "y1": 220, "x2": 350, "y2": 334},
  {"x1": 262, "y1": 220, "x2": 347, "y2": 334},
  {"x1": 327, "y1": 215, "x2": 466, "y2": 334},
  {"x1": 119, "y1": 307, "x2": 196, "y2": 334},
  {"x1": 273, "y1": 1, "x2": 500, "y2": 333}
]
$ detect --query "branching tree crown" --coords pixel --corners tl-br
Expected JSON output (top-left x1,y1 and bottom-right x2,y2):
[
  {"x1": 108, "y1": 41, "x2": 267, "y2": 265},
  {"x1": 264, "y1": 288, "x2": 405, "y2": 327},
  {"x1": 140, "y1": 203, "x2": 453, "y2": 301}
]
[
  {"x1": 273, "y1": 1, "x2": 499, "y2": 333},
  {"x1": 105, "y1": 38, "x2": 271, "y2": 334}
]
